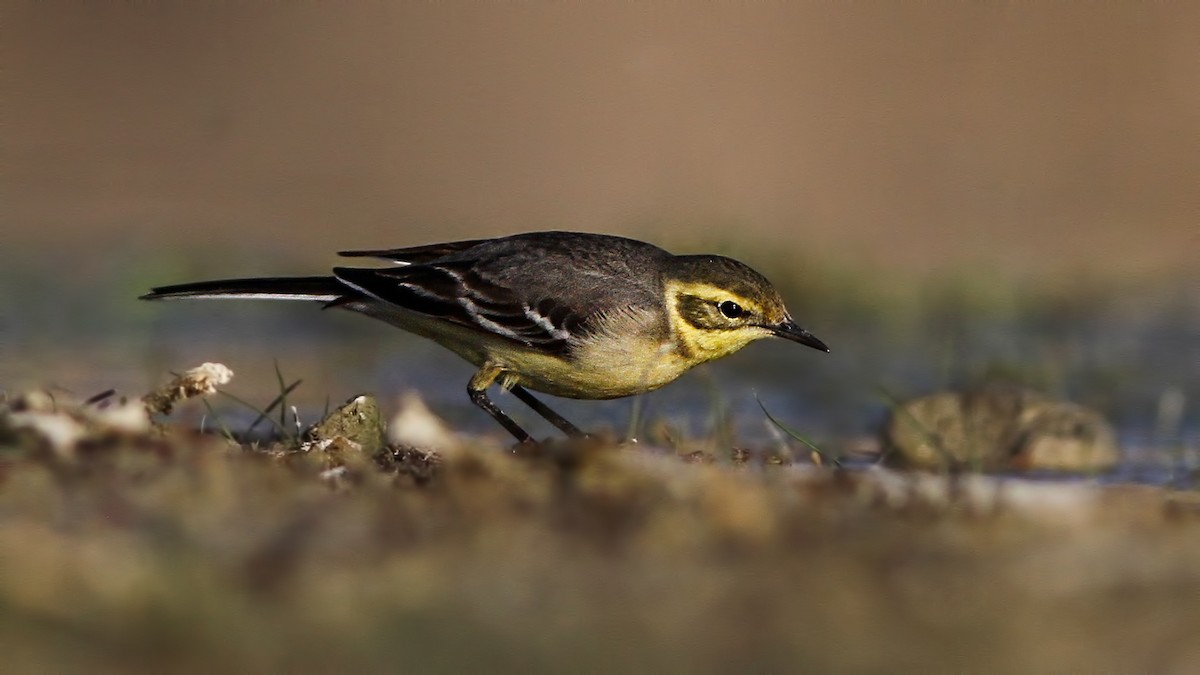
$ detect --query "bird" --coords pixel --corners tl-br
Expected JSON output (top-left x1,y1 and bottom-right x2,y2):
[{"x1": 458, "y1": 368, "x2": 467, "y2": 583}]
[{"x1": 141, "y1": 231, "x2": 829, "y2": 442}]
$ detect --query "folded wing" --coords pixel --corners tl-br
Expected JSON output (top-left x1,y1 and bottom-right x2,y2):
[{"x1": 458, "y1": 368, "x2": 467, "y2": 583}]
[
  {"x1": 338, "y1": 238, "x2": 491, "y2": 264},
  {"x1": 333, "y1": 261, "x2": 583, "y2": 354}
]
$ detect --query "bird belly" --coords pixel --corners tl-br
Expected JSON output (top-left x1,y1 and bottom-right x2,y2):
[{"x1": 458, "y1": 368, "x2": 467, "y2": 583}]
[
  {"x1": 347, "y1": 300, "x2": 692, "y2": 399},
  {"x1": 503, "y1": 334, "x2": 692, "y2": 400}
]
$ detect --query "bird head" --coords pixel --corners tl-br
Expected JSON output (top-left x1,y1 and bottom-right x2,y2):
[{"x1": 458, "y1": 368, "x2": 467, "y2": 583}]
[{"x1": 663, "y1": 255, "x2": 829, "y2": 363}]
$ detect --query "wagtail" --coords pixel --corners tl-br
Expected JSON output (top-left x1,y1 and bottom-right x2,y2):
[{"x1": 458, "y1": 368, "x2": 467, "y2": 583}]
[{"x1": 142, "y1": 231, "x2": 828, "y2": 442}]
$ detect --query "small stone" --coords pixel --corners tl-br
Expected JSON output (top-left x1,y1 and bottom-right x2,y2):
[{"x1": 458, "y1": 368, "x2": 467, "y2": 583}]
[
  {"x1": 305, "y1": 394, "x2": 384, "y2": 456},
  {"x1": 387, "y1": 393, "x2": 457, "y2": 452},
  {"x1": 883, "y1": 385, "x2": 1119, "y2": 473}
]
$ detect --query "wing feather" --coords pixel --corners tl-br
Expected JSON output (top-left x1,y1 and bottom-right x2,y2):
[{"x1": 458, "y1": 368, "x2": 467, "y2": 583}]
[
  {"x1": 332, "y1": 232, "x2": 670, "y2": 355},
  {"x1": 337, "y1": 239, "x2": 491, "y2": 264},
  {"x1": 333, "y1": 264, "x2": 579, "y2": 353}
]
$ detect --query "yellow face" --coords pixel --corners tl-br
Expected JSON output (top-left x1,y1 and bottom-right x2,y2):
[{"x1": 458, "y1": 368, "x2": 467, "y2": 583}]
[{"x1": 664, "y1": 280, "x2": 787, "y2": 363}]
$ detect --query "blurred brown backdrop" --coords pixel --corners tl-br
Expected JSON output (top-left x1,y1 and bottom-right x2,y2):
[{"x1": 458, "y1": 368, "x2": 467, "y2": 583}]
[{"x1": 7, "y1": 2, "x2": 1198, "y2": 279}]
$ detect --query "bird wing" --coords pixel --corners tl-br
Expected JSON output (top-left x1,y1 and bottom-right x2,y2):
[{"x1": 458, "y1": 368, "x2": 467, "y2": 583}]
[
  {"x1": 337, "y1": 238, "x2": 492, "y2": 264},
  {"x1": 333, "y1": 261, "x2": 585, "y2": 354},
  {"x1": 333, "y1": 232, "x2": 669, "y2": 355}
]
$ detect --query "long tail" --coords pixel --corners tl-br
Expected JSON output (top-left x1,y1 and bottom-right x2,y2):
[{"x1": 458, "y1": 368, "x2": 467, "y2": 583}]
[{"x1": 140, "y1": 276, "x2": 345, "y2": 302}]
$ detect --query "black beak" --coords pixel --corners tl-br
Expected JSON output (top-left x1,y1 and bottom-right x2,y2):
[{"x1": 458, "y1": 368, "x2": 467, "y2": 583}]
[{"x1": 771, "y1": 319, "x2": 830, "y2": 353}]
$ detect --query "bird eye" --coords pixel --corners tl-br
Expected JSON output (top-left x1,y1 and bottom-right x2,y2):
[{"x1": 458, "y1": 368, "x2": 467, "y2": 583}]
[{"x1": 718, "y1": 300, "x2": 744, "y2": 319}]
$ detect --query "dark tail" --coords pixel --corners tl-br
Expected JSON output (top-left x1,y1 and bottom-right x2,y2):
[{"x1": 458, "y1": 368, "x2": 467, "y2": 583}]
[{"x1": 140, "y1": 276, "x2": 345, "y2": 302}]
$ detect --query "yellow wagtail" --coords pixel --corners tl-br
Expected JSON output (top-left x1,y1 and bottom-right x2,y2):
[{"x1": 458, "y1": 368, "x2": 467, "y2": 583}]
[{"x1": 142, "y1": 231, "x2": 828, "y2": 442}]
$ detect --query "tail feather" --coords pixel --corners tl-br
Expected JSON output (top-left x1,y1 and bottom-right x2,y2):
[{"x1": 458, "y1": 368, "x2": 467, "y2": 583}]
[{"x1": 140, "y1": 276, "x2": 345, "y2": 302}]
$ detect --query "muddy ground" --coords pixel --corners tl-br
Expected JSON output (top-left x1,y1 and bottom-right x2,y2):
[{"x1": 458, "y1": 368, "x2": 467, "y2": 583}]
[{"x1": 2, "y1": 386, "x2": 1198, "y2": 672}]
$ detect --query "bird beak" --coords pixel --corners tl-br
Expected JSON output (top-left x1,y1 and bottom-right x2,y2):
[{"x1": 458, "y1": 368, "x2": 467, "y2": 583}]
[{"x1": 771, "y1": 319, "x2": 830, "y2": 353}]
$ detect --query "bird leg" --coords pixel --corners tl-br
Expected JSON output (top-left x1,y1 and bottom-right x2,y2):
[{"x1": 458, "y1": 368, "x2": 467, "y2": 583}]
[
  {"x1": 468, "y1": 366, "x2": 532, "y2": 443},
  {"x1": 468, "y1": 365, "x2": 585, "y2": 441},
  {"x1": 468, "y1": 387, "x2": 531, "y2": 443},
  {"x1": 510, "y1": 385, "x2": 584, "y2": 437}
]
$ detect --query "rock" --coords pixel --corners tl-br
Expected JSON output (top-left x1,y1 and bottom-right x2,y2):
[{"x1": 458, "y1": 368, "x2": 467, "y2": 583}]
[
  {"x1": 883, "y1": 385, "x2": 1119, "y2": 473},
  {"x1": 1014, "y1": 401, "x2": 1121, "y2": 472},
  {"x1": 304, "y1": 394, "x2": 384, "y2": 456},
  {"x1": 386, "y1": 392, "x2": 457, "y2": 451}
]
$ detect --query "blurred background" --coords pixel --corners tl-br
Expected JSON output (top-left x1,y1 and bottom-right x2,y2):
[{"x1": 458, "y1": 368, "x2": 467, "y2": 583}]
[{"x1": 4, "y1": 3, "x2": 1198, "y2": 452}]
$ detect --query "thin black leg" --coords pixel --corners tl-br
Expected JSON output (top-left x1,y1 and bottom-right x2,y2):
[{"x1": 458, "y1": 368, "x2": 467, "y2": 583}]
[
  {"x1": 468, "y1": 386, "x2": 531, "y2": 443},
  {"x1": 510, "y1": 385, "x2": 584, "y2": 437}
]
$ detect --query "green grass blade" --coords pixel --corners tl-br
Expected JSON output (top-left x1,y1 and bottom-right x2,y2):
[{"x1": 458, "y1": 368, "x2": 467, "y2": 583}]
[
  {"x1": 241, "y1": 379, "x2": 305, "y2": 436},
  {"x1": 755, "y1": 395, "x2": 841, "y2": 468},
  {"x1": 273, "y1": 360, "x2": 289, "y2": 432},
  {"x1": 200, "y1": 398, "x2": 236, "y2": 442},
  {"x1": 218, "y1": 387, "x2": 298, "y2": 440}
]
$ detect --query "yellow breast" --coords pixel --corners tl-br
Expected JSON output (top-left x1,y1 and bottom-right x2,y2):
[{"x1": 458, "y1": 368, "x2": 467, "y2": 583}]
[{"x1": 496, "y1": 306, "x2": 693, "y2": 399}]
